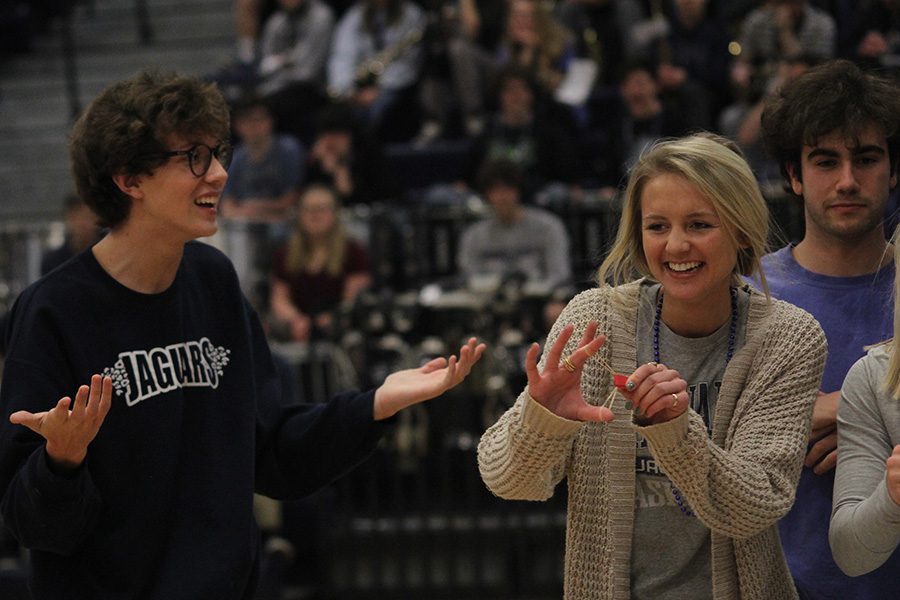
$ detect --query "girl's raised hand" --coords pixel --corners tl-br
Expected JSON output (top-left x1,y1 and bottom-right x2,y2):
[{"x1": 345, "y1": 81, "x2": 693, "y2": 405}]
[{"x1": 525, "y1": 321, "x2": 612, "y2": 423}]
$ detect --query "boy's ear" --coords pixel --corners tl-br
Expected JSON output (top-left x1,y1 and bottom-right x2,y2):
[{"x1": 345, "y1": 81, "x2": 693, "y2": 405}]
[
  {"x1": 786, "y1": 162, "x2": 803, "y2": 197},
  {"x1": 112, "y1": 173, "x2": 142, "y2": 199}
]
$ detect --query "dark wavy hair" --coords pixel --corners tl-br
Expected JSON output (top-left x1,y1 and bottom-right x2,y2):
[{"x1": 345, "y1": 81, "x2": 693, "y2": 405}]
[
  {"x1": 760, "y1": 59, "x2": 900, "y2": 194},
  {"x1": 69, "y1": 70, "x2": 230, "y2": 228},
  {"x1": 477, "y1": 158, "x2": 525, "y2": 194}
]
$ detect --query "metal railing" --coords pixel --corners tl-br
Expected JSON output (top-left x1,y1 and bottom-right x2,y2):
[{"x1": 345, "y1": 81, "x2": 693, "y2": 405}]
[
  {"x1": 59, "y1": 0, "x2": 155, "y2": 119},
  {"x1": 0, "y1": 221, "x2": 62, "y2": 316}
]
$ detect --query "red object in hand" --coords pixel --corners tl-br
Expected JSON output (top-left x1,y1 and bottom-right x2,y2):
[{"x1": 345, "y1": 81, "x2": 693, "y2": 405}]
[{"x1": 614, "y1": 374, "x2": 629, "y2": 390}]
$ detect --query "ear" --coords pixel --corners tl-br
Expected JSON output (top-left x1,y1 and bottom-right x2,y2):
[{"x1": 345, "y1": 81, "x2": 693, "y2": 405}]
[
  {"x1": 786, "y1": 163, "x2": 803, "y2": 196},
  {"x1": 112, "y1": 173, "x2": 143, "y2": 200}
]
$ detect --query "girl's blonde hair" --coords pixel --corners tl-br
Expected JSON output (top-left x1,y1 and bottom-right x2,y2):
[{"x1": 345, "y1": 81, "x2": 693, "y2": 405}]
[
  {"x1": 284, "y1": 184, "x2": 347, "y2": 277},
  {"x1": 505, "y1": 0, "x2": 572, "y2": 91},
  {"x1": 597, "y1": 134, "x2": 771, "y2": 296}
]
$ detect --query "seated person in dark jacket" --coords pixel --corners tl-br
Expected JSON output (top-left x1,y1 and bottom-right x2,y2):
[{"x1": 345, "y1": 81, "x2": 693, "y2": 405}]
[
  {"x1": 599, "y1": 60, "x2": 690, "y2": 186},
  {"x1": 469, "y1": 66, "x2": 581, "y2": 199},
  {"x1": 305, "y1": 104, "x2": 395, "y2": 205},
  {"x1": 0, "y1": 70, "x2": 485, "y2": 600}
]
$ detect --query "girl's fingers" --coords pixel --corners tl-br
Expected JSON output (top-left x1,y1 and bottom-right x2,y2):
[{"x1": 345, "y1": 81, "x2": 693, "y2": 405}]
[
  {"x1": 524, "y1": 342, "x2": 542, "y2": 387},
  {"x1": 546, "y1": 324, "x2": 575, "y2": 371},
  {"x1": 571, "y1": 403, "x2": 614, "y2": 423},
  {"x1": 574, "y1": 334, "x2": 606, "y2": 368},
  {"x1": 624, "y1": 362, "x2": 667, "y2": 392},
  {"x1": 624, "y1": 363, "x2": 681, "y2": 412},
  {"x1": 574, "y1": 321, "x2": 598, "y2": 349},
  {"x1": 641, "y1": 392, "x2": 673, "y2": 419},
  {"x1": 635, "y1": 379, "x2": 686, "y2": 418}
]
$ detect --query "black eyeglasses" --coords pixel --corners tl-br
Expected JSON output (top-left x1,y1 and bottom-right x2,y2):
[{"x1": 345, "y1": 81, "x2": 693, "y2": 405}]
[{"x1": 155, "y1": 142, "x2": 233, "y2": 177}]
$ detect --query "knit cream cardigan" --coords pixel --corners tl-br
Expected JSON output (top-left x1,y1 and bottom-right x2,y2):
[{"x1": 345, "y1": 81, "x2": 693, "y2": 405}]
[{"x1": 478, "y1": 281, "x2": 827, "y2": 600}]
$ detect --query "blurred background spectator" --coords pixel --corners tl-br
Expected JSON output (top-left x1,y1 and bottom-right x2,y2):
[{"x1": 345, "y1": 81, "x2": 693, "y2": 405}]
[
  {"x1": 269, "y1": 184, "x2": 372, "y2": 342},
  {"x1": 446, "y1": 0, "x2": 576, "y2": 137},
  {"x1": 304, "y1": 104, "x2": 395, "y2": 205},
  {"x1": 413, "y1": 0, "x2": 506, "y2": 144},
  {"x1": 556, "y1": 0, "x2": 625, "y2": 90},
  {"x1": 327, "y1": 0, "x2": 427, "y2": 142},
  {"x1": 719, "y1": 52, "x2": 818, "y2": 190},
  {"x1": 467, "y1": 66, "x2": 580, "y2": 199},
  {"x1": 221, "y1": 93, "x2": 304, "y2": 234},
  {"x1": 730, "y1": 0, "x2": 836, "y2": 102},
  {"x1": 255, "y1": 0, "x2": 335, "y2": 143},
  {"x1": 626, "y1": 0, "x2": 731, "y2": 130},
  {"x1": 841, "y1": 0, "x2": 900, "y2": 69},
  {"x1": 458, "y1": 158, "x2": 571, "y2": 291},
  {"x1": 219, "y1": 93, "x2": 305, "y2": 309},
  {"x1": 39, "y1": 193, "x2": 103, "y2": 276},
  {"x1": 603, "y1": 59, "x2": 691, "y2": 182}
]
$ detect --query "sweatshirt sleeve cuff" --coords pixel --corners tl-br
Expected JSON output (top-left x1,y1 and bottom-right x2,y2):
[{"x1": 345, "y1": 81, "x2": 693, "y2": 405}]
[
  {"x1": 520, "y1": 390, "x2": 583, "y2": 437},
  {"x1": 347, "y1": 389, "x2": 391, "y2": 445},
  {"x1": 633, "y1": 410, "x2": 690, "y2": 450},
  {"x1": 873, "y1": 479, "x2": 900, "y2": 524},
  {"x1": 27, "y1": 446, "x2": 94, "y2": 504}
]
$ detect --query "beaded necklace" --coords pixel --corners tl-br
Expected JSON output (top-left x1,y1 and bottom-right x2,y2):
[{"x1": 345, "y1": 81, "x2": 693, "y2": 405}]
[
  {"x1": 653, "y1": 285, "x2": 738, "y2": 366},
  {"x1": 653, "y1": 285, "x2": 738, "y2": 516}
]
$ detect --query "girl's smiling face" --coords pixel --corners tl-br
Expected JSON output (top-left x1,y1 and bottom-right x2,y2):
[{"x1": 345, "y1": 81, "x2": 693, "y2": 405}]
[{"x1": 640, "y1": 172, "x2": 739, "y2": 314}]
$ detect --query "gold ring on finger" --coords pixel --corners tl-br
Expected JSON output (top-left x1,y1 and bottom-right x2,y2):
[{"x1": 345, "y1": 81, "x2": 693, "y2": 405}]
[
  {"x1": 671, "y1": 393, "x2": 679, "y2": 408},
  {"x1": 562, "y1": 356, "x2": 577, "y2": 373}
]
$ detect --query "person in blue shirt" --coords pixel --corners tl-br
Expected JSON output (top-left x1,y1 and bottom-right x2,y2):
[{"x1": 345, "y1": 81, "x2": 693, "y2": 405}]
[
  {"x1": 0, "y1": 70, "x2": 485, "y2": 600},
  {"x1": 221, "y1": 94, "x2": 305, "y2": 231},
  {"x1": 758, "y1": 58, "x2": 900, "y2": 599}
]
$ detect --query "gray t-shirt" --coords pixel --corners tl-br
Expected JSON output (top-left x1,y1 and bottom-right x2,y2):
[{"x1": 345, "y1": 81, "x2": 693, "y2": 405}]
[
  {"x1": 456, "y1": 206, "x2": 572, "y2": 288},
  {"x1": 631, "y1": 282, "x2": 749, "y2": 600}
]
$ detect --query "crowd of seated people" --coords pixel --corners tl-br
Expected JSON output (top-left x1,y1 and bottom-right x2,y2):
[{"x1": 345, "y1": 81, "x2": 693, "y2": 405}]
[
  {"x1": 212, "y1": 0, "x2": 900, "y2": 196},
  {"x1": 206, "y1": 0, "x2": 900, "y2": 352}
]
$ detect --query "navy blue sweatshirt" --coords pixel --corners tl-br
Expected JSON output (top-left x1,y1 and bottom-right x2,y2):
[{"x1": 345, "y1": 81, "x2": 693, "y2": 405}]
[{"x1": 0, "y1": 242, "x2": 386, "y2": 599}]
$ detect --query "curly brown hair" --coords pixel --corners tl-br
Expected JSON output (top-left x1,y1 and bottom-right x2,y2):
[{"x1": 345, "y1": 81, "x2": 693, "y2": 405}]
[
  {"x1": 760, "y1": 60, "x2": 900, "y2": 194},
  {"x1": 69, "y1": 70, "x2": 230, "y2": 228}
]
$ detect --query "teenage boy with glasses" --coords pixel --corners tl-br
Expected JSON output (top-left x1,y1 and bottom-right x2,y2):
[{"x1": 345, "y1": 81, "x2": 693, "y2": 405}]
[{"x1": 0, "y1": 70, "x2": 485, "y2": 599}]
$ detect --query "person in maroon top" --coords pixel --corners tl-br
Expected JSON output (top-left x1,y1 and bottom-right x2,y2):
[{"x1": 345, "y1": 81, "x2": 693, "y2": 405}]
[{"x1": 269, "y1": 183, "x2": 371, "y2": 341}]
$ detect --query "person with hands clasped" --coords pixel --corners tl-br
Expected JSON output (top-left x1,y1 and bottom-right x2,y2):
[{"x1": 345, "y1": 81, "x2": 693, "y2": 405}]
[
  {"x1": 757, "y1": 59, "x2": 900, "y2": 599},
  {"x1": 0, "y1": 70, "x2": 485, "y2": 600},
  {"x1": 478, "y1": 134, "x2": 827, "y2": 600}
]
